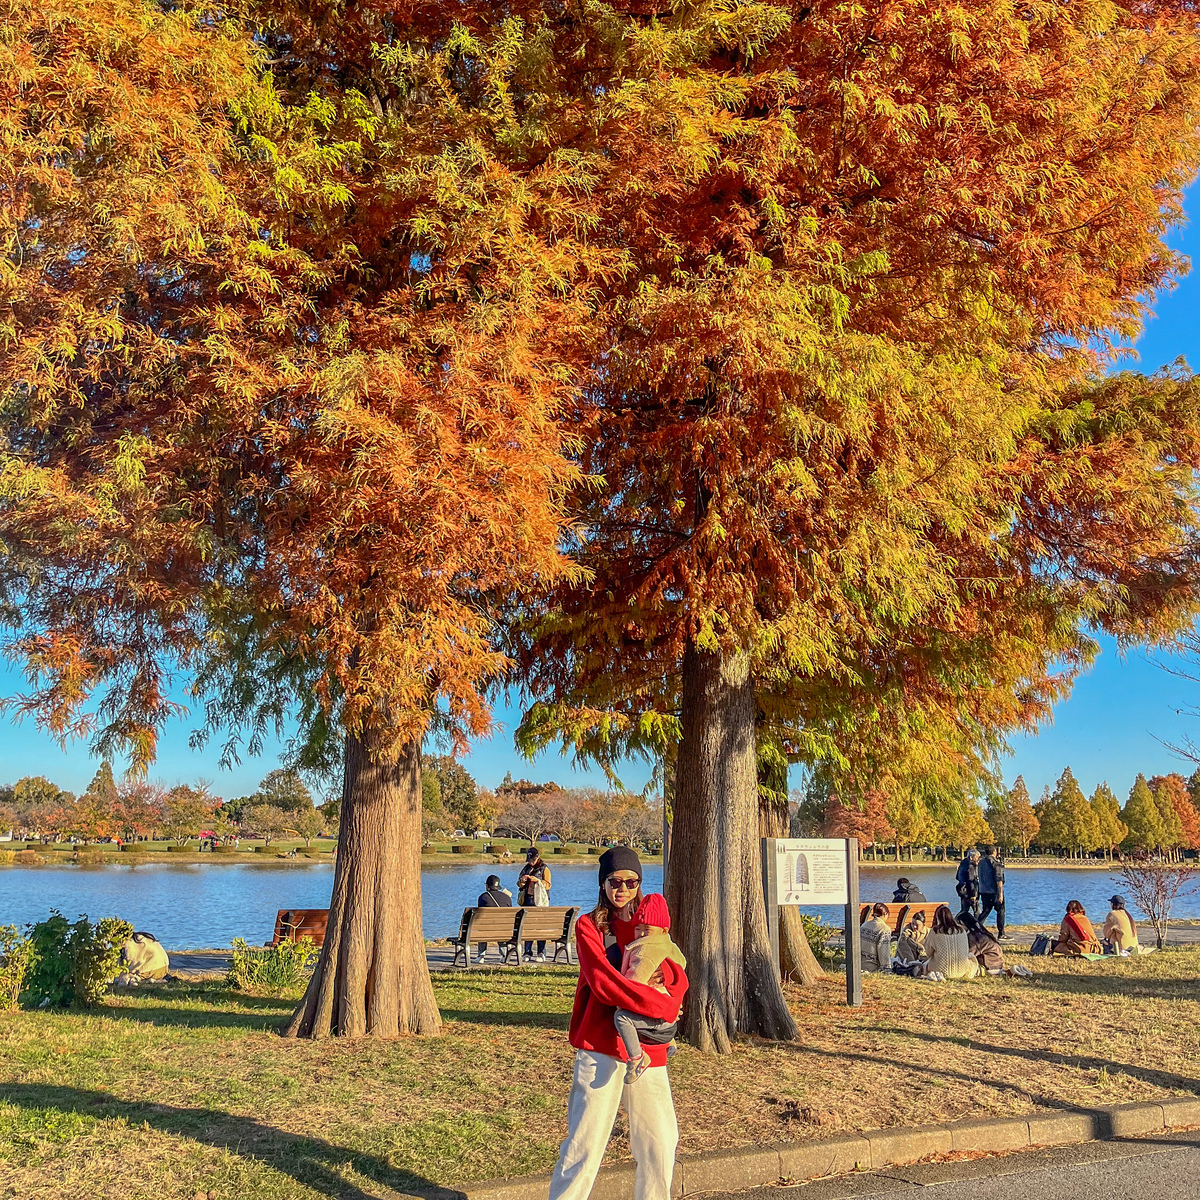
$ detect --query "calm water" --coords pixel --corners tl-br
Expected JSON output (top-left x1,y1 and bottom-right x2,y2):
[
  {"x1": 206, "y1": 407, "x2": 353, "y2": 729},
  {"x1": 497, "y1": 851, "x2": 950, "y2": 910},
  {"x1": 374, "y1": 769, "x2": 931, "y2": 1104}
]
[{"x1": 0, "y1": 859, "x2": 1192, "y2": 949}]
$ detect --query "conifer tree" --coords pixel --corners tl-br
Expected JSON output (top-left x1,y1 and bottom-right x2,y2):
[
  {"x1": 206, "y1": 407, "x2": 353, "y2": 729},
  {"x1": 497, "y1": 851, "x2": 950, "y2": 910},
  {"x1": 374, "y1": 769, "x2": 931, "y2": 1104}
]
[
  {"x1": 1054, "y1": 768, "x2": 1101, "y2": 859},
  {"x1": 1123, "y1": 775, "x2": 1166, "y2": 852},
  {"x1": 1003, "y1": 777, "x2": 1040, "y2": 858},
  {"x1": 1148, "y1": 774, "x2": 1200, "y2": 854},
  {"x1": 1090, "y1": 784, "x2": 1128, "y2": 861}
]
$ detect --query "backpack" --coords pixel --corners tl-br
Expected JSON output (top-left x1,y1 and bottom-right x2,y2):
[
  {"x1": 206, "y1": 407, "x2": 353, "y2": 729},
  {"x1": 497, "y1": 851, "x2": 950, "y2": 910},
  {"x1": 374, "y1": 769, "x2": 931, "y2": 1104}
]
[{"x1": 1029, "y1": 933, "x2": 1051, "y2": 957}]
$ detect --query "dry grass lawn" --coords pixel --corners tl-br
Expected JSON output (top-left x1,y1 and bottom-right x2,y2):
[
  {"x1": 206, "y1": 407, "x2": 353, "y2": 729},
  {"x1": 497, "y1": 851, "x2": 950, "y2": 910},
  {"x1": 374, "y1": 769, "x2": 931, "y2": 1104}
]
[{"x1": 1, "y1": 946, "x2": 1198, "y2": 1200}]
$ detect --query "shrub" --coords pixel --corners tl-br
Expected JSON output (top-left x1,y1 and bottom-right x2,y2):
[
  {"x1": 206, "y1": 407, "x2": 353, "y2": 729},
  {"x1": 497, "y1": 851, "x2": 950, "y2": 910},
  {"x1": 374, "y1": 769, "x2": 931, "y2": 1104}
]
[
  {"x1": 23, "y1": 911, "x2": 134, "y2": 1008},
  {"x1": 0, "y1": 925, "x2": 34, "y2": 1010},
  {"x1": 226, "y1": 936, "x2": 317, "y2": 995},
  {"x1": 800, "y1": 914, "x2": 840, "y2": 967}
]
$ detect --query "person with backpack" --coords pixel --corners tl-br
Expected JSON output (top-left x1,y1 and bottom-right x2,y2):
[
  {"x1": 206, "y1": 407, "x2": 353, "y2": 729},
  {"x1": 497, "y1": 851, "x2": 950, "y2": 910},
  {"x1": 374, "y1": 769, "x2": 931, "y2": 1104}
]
[{"x1": 474, "y1": 874, "x2": 513, "y2": 964}]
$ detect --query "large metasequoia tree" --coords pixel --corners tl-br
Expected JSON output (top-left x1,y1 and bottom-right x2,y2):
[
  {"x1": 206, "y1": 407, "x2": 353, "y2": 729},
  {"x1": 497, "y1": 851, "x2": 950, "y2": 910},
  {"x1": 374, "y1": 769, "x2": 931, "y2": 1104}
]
[
  {"x1": 516, "y1": 0, "x2": 1200, "y2": 1050},
  {"x1": 0, "y1": 0, "x2": 597, "y2": 1036}
]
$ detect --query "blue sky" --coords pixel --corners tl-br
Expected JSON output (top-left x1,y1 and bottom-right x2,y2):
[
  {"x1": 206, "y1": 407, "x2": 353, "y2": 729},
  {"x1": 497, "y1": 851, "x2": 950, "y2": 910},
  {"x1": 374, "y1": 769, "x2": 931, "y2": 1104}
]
[{"x1": 4, "y1": 189, "x2": 1200, "y2": 807}]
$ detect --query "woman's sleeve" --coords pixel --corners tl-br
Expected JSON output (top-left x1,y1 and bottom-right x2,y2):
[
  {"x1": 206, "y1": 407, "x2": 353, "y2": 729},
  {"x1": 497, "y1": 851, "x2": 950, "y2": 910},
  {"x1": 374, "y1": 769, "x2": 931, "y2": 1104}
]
[
  {"x1": 544, "y1": 866, "x2": 552, "y2": 887},
  {"x1": 575, "y1": 918, "x2": 685, "y2": 1020}
]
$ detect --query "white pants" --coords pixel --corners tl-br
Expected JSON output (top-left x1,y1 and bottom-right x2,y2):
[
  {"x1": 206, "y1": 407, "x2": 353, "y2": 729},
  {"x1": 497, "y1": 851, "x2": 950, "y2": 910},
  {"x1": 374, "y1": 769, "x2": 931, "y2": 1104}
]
[{"x1": 548, "y1": 1049, "x2": 678, "y2": 1200}]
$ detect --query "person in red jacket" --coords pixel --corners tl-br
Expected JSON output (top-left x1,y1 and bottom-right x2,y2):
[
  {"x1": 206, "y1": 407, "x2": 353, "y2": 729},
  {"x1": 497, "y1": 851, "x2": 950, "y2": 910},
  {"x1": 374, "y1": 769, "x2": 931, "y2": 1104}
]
[{"x1": 548, "y1": 846, "x2": 688, "y2": 1200}]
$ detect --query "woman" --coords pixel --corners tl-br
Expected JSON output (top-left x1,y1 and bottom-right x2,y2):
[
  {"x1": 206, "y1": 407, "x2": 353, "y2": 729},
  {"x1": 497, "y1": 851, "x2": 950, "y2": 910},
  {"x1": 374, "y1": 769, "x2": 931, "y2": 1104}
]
[
  {"x1": 1053, "y1": 899, "x2": 1102, "y2": 956},
  {"x1": 961, "y1": 912, "x2": 1004, "y2": 975},
  {"x1": 860, "y1": 903, "x2": 893, "y2": 973},
  {"x1": 894, "y1": 910, "x2": 928, "y2": 964},
  {"x1": 518, "y1": 847, "x2": 552, "y2": 962},
  {"x1": 548, "y1": 846, "x2": 687, "y2": 1200},
  {"x1": 922, "y1": 905, "x2": 979, "y2": 980},
  {"x1": 1103, "y1": 895, "x2": 1137, "y2": 956}
]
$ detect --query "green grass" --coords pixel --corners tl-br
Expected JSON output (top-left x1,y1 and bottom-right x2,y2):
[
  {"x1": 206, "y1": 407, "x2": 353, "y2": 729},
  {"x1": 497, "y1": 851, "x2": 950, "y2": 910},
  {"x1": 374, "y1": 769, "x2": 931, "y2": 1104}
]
[{"x1": 2, "y1": 948, "x2": 1198, "y2": 1199}]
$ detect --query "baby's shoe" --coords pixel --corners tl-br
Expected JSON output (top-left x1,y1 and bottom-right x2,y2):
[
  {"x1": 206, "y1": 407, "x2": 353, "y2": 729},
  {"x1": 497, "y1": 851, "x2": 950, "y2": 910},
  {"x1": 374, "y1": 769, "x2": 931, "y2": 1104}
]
[
  {"x1": 624, "y1": 1052, "x2": 651, "y2": 1084},
  {"x1": 666, "y1": 1040, "x2": 678, "y2": 1060}
]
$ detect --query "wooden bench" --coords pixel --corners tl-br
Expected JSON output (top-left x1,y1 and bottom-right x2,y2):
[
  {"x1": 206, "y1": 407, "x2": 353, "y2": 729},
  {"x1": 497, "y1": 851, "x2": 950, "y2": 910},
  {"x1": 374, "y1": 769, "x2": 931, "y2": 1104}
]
[
  {"x1": 517, "y1": 906, "x2": 580, "y2": 966},
  {"x1": 271, "y1": 908, "x2": 329, "y2": 947},
  {"x1": 449, "y1": 905, "x2": 579, "y2": 968},
  {"x1": 859, "y1": 902, "x2": 947, "y2": 936}
]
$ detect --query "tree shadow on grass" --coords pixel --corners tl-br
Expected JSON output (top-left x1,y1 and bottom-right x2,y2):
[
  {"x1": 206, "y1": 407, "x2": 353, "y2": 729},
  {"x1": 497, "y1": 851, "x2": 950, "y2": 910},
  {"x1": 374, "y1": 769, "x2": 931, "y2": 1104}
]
[
  {"x1": 93, "y1": 1003, "x2": 290, "y2": 1031},
  {"x1": 870, "y1": 1026, "x2": 1200, "y2": 1096},
  {"x1": 1018, "y1": 970, "x2": 1200, "y2": 1004},
  {"x1": 438, "y1": 1008, "x2": 568, "y2": 1031},
  {"x1": 0, "y1": 1084, "x2": 465, "y2": 1200}
]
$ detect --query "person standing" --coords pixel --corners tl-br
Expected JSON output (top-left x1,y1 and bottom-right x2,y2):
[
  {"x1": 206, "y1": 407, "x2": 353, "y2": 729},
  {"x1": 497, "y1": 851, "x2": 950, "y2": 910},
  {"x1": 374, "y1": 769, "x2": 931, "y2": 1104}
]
[
  {"x1": 475, "y1": 874, "x2": 513, "y2": 964},
  {"x1": 977, "y1": 845, "x2": 1008, "y2": 939},
  {"x1": 955, "y1": 848, "x2": 981, "y2": 920},
  {"x1": 548, "y1": 847, "x2": 687, "y2": 1200},
  {"x1": 518, "y1": 846, "x2": 552, "y2": 962}
]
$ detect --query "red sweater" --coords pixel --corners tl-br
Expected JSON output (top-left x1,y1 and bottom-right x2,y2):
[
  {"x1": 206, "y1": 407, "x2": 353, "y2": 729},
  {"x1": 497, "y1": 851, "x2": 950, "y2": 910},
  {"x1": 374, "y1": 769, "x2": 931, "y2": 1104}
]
[{"x1": 568, "y1": 912, "x2": 688, "y2": 1067}]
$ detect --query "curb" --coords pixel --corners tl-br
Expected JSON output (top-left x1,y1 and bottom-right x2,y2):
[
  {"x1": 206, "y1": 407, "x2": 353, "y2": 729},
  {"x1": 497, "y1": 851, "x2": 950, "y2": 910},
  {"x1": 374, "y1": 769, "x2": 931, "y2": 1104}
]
[{"x1": 456, "y1": 1097, "x2": 1200, "y2": 1200}]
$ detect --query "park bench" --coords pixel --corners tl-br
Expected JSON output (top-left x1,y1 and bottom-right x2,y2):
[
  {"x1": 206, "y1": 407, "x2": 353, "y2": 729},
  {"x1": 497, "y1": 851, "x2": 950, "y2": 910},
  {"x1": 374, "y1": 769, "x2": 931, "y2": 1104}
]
[
  {"x1": 271, "y1": 908, "x2": 329, "y2": 947},
  {"x1": 859, "y1": 902, "x2": 946, "y2": 935},
  {"x1": 449, "y1": 905, "x2": 579, "y2": 968}
]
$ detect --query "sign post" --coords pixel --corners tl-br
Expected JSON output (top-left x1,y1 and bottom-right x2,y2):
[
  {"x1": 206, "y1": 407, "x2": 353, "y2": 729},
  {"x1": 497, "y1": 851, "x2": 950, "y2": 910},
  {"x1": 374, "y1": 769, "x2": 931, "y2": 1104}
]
[
  {"x1": 761, "y1": 836, "x2": 861, "y2": 1007},
  {"x1": 844, "y1": 838, "x2": 861, "y2": 1007}
]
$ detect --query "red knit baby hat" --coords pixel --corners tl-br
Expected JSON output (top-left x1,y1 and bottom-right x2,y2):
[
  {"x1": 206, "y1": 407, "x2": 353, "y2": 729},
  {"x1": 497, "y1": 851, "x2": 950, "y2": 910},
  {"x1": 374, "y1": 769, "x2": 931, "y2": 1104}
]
[{"x1": 633, "y1": 893, "x2": 671, "y2": 930}]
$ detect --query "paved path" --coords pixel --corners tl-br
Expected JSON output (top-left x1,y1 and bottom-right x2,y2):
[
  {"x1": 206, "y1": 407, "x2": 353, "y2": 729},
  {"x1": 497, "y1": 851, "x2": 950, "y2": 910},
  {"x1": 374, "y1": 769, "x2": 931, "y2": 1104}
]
[
  {"x1": 709, "y1": 1129, "x2": 1200, "y2": 1200},
  {"x1": 165, "y1": 925, "x2": 1199, "y2": 980}
]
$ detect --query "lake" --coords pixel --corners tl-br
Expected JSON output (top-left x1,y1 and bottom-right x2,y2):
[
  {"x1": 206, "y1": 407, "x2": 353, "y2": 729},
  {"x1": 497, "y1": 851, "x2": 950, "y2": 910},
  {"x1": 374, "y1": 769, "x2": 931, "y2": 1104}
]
[{"x1": 0, "y1": 859, "x2": 1193, "y2": 949}]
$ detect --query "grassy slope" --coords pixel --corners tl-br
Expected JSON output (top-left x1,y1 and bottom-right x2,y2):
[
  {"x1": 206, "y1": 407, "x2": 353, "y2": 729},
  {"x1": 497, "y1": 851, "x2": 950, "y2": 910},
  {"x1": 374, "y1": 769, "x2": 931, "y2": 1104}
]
[{"x1": 2, "y1": 948, "x2": 1198, "y2": 1200}]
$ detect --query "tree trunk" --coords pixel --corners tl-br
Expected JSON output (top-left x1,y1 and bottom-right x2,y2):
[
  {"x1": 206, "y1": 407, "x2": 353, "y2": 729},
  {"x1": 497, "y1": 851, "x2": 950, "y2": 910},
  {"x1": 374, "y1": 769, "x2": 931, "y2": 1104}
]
[
  {"x1": 283, "y1": 724, "x2": 440, "y2": 1039},
  {"x1": 668, "y1": 642, "x2": 798, "y2": 1052}
]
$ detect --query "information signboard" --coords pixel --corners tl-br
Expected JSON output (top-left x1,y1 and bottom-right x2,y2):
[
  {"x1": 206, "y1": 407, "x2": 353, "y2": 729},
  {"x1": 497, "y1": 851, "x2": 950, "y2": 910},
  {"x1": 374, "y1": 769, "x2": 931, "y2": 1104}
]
[
  {"x1": 760, "y1": 835, "x2": 861, "y2": 1007},
  {"x1": 772, "y1": 838, "x2": 849, "y2": 906}
]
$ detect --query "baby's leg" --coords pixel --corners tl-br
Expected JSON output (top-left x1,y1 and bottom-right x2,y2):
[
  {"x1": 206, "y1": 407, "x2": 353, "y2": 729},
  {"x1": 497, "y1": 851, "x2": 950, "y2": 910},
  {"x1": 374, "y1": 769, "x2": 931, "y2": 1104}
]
[{"x1": 613, "y1": 1009, "x2": 652, "y2": 1082}]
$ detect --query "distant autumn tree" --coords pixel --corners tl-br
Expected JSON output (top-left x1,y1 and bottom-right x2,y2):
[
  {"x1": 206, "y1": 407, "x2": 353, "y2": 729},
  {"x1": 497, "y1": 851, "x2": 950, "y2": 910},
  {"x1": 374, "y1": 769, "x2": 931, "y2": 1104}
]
[
  {"x1": 515, "y1": 0, "x2": 1200, "y2": 1051},
  {"x1": 0, "y1": 0, "x2": 590, "y2": 1039},
  {"x1": 1148, "y1": 774, "x2": 1193, "y2": 859}
]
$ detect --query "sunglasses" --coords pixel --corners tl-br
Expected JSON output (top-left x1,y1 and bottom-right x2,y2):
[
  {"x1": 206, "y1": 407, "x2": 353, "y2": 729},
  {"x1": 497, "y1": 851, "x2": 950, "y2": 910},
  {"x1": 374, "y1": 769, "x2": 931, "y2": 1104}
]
[{"x1": 605, "y1": 876, "x2": 640, "y2": 891}]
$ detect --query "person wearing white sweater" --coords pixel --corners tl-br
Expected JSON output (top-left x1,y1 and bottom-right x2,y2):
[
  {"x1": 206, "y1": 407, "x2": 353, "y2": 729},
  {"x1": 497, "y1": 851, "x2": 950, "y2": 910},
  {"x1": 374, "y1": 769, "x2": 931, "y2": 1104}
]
[{"x1": 922, "y1": 905, "x2": 979, "y2": 980}]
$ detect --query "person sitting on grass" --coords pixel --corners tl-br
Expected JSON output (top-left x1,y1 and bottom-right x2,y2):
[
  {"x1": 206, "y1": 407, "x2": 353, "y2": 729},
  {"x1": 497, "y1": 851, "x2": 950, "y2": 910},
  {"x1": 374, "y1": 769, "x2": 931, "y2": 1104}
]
[
  {"x1": 894, "y1": 910, "x2": 928, "y2": 964},
  {"x1": 860, "y1": 903, "x2": 893, "y2": 973},
  {"x1": 1103, "y1": 895, "x2": 1137, "y2": 957},
  {"x1": 613, "y1": 892, "x2": 687, "y2": 1083},
  {"x1": 922, "y1": 905, "x2": 979, "y2": 980},
  {"x1": 961, "y1": 912, "x2": 1004, "y2": 975},
  {"x1": 1052, "y1": 899, "x2": 1103, "y2": 956}
]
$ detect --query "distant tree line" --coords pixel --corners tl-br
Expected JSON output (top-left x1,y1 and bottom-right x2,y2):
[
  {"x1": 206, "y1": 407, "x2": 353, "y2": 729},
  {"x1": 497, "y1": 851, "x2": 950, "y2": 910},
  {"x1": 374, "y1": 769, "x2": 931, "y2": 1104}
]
[
  {"x1": 0, "y1": 766, "x2": 333, "y2": 846},
  {"x1": 793, "y1": 766, "x2": 1200, "y2": 861}
]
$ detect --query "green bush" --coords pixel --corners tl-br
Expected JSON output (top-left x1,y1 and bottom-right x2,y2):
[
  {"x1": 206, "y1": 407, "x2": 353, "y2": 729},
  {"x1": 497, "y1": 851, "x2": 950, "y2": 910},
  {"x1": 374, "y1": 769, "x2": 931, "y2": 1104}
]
[
  {"x1": 800, "y1": 914, "x2": 841, "y2": 967},
  {"x1": 23, "y1": 911, "x2": 133, "y2": 1008},
  {"x1": 0, "y1": 925, "x2": 34, "y2": 1011},
  {"x1": 226, "y1": 937, "x2": 317, "y2": 995}
]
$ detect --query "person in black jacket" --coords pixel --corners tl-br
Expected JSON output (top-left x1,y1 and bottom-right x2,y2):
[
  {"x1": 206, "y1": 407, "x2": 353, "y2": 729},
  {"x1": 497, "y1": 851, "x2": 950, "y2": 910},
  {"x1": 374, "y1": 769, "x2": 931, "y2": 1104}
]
[
  {"x1": 892, "y1": 877, "x2": 927, "y2": 902},
  {"x1": 955, "y1": 849, "x2": 981, "y2": 919},
  {"x1": 475, "y1": 874, "x2": 512, "y2": 963},
  {"x1": 977, "y1": 846, "x2": 1008, "y2": 938}
]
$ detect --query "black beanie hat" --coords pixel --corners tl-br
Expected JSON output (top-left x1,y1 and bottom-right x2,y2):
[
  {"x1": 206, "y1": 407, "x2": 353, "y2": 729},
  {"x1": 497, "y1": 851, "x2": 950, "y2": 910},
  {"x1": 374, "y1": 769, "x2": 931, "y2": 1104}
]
[{"x1": 598, "y1": 845, "x2": 642, "y2": 886}]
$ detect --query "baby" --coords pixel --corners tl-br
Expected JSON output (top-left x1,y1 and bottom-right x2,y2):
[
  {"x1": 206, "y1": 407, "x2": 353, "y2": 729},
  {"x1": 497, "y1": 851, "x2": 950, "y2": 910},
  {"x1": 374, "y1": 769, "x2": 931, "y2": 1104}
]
[{"x1": 613, "y1": 893, "x2": 687, "y2": 1083}]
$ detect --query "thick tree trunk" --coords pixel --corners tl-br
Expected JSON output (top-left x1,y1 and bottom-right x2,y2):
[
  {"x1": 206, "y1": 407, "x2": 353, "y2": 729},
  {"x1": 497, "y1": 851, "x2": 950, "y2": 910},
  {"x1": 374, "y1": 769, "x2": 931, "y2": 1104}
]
[
  {"x1": 668, "y1": 642, "x2": 798, "y2": 1052},
  {"x1": 283, "y1": 725, "x2": 440, "y2": 1039}
]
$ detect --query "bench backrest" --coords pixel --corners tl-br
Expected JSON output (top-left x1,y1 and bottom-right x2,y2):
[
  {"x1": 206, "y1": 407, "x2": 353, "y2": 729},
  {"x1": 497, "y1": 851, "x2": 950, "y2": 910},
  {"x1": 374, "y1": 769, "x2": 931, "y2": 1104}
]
[
  {"x1": 518, "y1": 906, "x2": 579, "y2": 940},
  {"x1": 274, "y1": 908, "x2": 329, "y2": 946},
  {"x1": 860, "y1": 902, "x2": 947, "y2": 935},
  {"x1": 465, "y1": 908, "x2": 522, "y2": 940}
]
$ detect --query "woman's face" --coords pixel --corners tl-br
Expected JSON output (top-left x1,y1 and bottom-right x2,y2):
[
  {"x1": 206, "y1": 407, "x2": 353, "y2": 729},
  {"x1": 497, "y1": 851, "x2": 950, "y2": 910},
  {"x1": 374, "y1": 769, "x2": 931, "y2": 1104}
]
[{"x1": 604, "y1": 872, "x2": 640, "y2": 915}]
